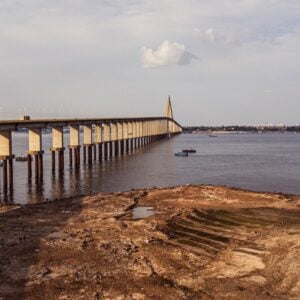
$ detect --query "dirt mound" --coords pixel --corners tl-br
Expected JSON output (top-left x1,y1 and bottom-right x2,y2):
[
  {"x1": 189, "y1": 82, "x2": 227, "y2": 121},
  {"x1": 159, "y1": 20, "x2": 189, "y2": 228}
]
[{"x1": 0, "y1": 185, "x2": 299, "y2": 299}]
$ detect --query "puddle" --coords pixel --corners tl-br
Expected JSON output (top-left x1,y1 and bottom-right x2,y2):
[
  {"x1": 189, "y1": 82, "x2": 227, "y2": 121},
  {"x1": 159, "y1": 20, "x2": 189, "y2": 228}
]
[{"x1": 132, "y1": 207, "x2": 155, "y2": 219}]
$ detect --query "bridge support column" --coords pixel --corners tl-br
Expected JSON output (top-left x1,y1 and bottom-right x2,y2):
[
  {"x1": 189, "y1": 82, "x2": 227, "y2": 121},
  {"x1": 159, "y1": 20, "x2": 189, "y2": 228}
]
[
  {"x1": 69, "y1": 125, "x2": 81, "y2": 169},
  {"x1": 98, "y1": 143, "x2": 103, "y2": 161},
  {"x1": 102, "y1": 124, "x2": 111, "y2": 160},
  {"x1": 28, "y1": 128, "x2": 44, "y2": 181},
  {"x1": 72, "y1": 147, "x2": 80, "y2": 168},
  {"x1": 114, "y1": 141, "x2": 119, "y2": 157},
  {"x1": 58, "y1": 149, "x2": 65, "y2": 174},
  {"x1": 103, "y1": 142, "x2": 108, "y2": 160},
  {"x1": 69, "y1": 146, "x2": 81, "y2": 169},
  {"x1": 83, "y1": 125, "x2": 93, "y2": 165},
  {"x1": 2, "y1": 159, "x2": 8, "y2": 194},
  {"x1": 51, "y1": 126, "x2": 65, "y2": 174},
  {"x1": 119, "y1": 140, "x2": 124, "y2": 155},
  {"x1": 50, "y1": 149, "x2": 65, "y2": 175},
  {"x1": 110, "y1": 123, "x2": 118, "y2": 158},
  {"x1": 28, "y1": 151, "x2": 44, "y2": 182},
  {"x1": 93, "y1": 144, "x2": 97, "y2": 161},
  {"x1": 83, "y1": 145, "x2": 86, "y2": 163},
  {"x1": 34, "y1": 154, "x2": 39, "y2": 181},
  {"x1": 88, "y1": 145, "x2": 93, "y2": 164},
  {"x1": 83, "y1": 145, "x2": 93, "y2": 164},
  {"x1": 0, "y1": 131, "x2": 14, "y2": 194},
  {"x1": 109, "y1": 141, "x2": 113, "y2": 159},
  {"x1": 27, "y1": 154, "x2": 32, "y2": 178},
  {"x1": 94, "y1": 124, "x2": 103, "y2": 162},
  {"x1": 127, "y1": 122, "x2": 133, "y2": 153},
  {"x1": 8, "y1": 158, "x2": 13, "y2": 192},
  {"x1": 125, "y1": 139, "x2": 129, "y2": 154},
  {"x1": 122, "y1": 123, "x2": 128, "y2": 155},
  {"x1": 69, "y1": 148, "x2": 73, "y2": 166},
  {"x1": 51, "y1": 151, "x2": 55, "y2": 172},
  {"x1": 131, "y1": 122, "x2": 136, "y2": 151},
  {"x1": 116, "y1": 123, "x2": 123, "y2": 156},
  {"x1": 130, "y1": 139, "x2": 134, "y2": 152}
]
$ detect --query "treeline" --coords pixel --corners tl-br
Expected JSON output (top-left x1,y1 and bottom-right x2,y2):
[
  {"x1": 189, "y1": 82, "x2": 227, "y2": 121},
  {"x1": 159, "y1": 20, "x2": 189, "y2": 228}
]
[{"x1": 183, "y1": 126, "x2": 300, "y2": 133}]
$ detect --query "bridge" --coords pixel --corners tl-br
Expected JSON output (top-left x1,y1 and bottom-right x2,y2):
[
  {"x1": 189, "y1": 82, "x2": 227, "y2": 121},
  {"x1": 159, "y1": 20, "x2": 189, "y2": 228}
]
[{"x1": 0, "y1": 97, "x2": 182, "y2": 195}]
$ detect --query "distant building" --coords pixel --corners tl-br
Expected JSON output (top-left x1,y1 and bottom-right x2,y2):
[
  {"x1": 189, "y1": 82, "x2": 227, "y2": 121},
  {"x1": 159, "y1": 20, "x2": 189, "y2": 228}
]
[{"x1": 19, "y1": 115, "x2": 31, "y2": 121}]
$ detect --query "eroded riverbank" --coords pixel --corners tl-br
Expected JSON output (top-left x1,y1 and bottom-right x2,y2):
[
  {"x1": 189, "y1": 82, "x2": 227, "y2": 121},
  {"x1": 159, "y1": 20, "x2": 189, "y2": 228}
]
[{"x1": 0, "y1": 185, "x2": 300, "y2": 299}]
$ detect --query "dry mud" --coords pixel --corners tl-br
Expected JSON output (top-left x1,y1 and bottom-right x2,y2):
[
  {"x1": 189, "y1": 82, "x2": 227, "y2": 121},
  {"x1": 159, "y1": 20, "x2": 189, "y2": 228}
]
[{"x1": 0, "y1": 185, "x2": 300, "y2": 299}]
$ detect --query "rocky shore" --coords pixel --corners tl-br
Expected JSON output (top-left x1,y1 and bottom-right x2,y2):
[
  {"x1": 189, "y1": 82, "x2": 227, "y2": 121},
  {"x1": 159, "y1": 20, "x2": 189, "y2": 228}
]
[{"x1": 0, "y1": 185, "x2": 300, "y2": 299}]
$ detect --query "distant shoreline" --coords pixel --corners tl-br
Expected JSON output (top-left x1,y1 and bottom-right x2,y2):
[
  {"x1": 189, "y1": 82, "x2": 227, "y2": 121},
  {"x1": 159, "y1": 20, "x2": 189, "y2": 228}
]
[
  {"x1": 183, "y1": 126, "x2": 300, "y2": 134},
  {"x1": 183, "y1": 130, "x2": 300, "y2": 135}
]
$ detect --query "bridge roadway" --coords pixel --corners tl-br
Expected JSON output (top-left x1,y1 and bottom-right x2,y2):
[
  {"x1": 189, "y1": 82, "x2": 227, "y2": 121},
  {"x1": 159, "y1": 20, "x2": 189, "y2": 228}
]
[{"x1": 0, "y1": 115, "x2": 182, "y2": 195}]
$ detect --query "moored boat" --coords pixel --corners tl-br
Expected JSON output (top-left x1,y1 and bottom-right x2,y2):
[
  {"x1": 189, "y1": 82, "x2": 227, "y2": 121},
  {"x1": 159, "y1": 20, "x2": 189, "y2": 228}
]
[
  {"x1": 175, "y1": 152, "x2": 188, "y2": 157},
  {"x1": 207, "y1": 134, "x2": 218, "y2": 137},
  {"x1": 182, "y1": 149, "x2": 196, "y2": 153}
]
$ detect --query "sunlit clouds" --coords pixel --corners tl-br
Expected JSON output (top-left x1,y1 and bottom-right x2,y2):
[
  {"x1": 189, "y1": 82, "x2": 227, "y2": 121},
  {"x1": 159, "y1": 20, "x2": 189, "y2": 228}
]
[{"x1": 141, "y1": 40, "x2": 197, "y2": 68}]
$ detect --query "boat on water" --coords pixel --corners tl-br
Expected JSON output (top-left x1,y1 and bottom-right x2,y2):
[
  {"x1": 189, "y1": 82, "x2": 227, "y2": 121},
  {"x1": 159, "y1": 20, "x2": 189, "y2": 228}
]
[
  {"x1": 182, "y1": 148, "x2": 196, "y2": 153},
  {"x1": 174, "y1": 152, "x2": 188, "y2": 157},
  {"x1": 207, "y1": 134, "x2": 218, "y2": 138}
]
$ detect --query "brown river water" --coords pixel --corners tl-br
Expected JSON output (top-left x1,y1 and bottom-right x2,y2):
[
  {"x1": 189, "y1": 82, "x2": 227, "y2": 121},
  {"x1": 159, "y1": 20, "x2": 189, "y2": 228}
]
[{"x1": 0, "y1": 132, "x2": 299, "y2": 204}]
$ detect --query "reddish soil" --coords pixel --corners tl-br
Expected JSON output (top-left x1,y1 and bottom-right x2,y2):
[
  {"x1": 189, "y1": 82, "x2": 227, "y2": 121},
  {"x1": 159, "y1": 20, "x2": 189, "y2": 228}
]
[{"x1": 0, "y1": 185, "x2": 299, "y2": 299}]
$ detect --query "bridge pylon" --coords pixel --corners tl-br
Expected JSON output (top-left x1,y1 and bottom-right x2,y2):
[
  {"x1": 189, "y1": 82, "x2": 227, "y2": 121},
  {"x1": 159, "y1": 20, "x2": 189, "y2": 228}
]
[
  {"x1": 165, "y1": 95, "x2": 174, "y2": 138},
  {"x1": 165, "y1": 95, "x2": 174, "y2": 119}
]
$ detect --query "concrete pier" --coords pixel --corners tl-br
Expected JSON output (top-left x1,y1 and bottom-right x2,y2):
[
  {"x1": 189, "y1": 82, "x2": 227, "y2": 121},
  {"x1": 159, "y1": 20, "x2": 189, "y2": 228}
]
[
  {"x1": 28, "y1": 128, "x2": 44, "y2": 181},
  {"x1": 83, "y1": 125, "x2": 93, "y2": 165},
  {"x1": 117, "y1": 123, "x2": 123, "y2": 155},
  {"x1": 102, "y1": 124, "x2": 110, "y2": 160},
  {"x1": 111, "y1": 123, "x2": 118, "y2": 157},
  {"x1": 0, "y1": 131, "x2": 14, "y2": 194},
  {"x1": 127, "y1": 122, "x2": 133, "y2": 153},
  {"x1": 94, "y1": 124, "x2": 103, "y2": 161},
  {"x1": 123, "y1": 123, "x2": 128, "y2": 154},
  {"x1": 69, "y1": 125, "x2": 81, "y2": 169},
  {"x1": 50, "y1": 127, "x2": 65, "y2": 174}
]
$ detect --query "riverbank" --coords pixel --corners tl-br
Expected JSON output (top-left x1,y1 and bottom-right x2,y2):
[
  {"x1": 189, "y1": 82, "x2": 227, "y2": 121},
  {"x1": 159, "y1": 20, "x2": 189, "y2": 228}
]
[{"x1": 1, "y1": 185, "x2": 300, "y2": 299}]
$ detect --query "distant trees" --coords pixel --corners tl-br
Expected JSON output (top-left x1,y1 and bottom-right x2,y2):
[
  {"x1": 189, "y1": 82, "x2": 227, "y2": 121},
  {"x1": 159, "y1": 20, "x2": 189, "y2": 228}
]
[{"x1": 182, "y1": 126, "x2": 300, "y2": 133}]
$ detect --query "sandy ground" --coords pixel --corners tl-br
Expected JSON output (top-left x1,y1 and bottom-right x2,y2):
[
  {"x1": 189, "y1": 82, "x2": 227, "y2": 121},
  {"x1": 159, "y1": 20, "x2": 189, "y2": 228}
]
[{"x1": 0, "y1": 185, "x2": 300, "y2": 299}]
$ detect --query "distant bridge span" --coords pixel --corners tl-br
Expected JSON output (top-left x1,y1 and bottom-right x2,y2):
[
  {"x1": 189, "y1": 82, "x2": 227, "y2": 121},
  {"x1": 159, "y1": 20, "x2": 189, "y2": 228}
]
[{"x1": 0, "y1": 97, "x2": 182, "y2": 194}]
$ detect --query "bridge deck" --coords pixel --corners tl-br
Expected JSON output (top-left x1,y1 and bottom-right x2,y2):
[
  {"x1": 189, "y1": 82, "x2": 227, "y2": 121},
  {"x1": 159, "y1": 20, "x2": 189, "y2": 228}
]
[{"x1": 0, "y1": 116, "x2": 181, "y2": 131}]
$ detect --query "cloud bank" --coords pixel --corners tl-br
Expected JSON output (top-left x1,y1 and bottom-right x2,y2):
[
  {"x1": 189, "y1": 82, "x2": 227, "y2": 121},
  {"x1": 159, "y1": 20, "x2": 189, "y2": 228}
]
[
  {"x1": 141, "y1": 40, "x2": 197, "y2": 68},
  {"x1": 0, "y1": 0, "x2": 299, "y2": 124}
]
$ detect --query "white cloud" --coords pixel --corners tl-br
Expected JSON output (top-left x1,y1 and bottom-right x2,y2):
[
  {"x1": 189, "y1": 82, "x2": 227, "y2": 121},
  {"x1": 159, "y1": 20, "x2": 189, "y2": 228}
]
[
  {"x1": 194, "y1": 28, "x2": 218, "y2": 42},
  {"x1": 141, "y1": 40, "x2": 197, "y2": 68},
  {"x1": 193, "y1": 28, "x2": 239, "y2": 45}
]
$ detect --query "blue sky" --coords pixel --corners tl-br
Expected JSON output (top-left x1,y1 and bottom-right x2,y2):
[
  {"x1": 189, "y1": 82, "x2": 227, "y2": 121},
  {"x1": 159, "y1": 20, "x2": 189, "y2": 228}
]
[{"x1": 0, "y1": 0, "x2": 299, "y2": 125}]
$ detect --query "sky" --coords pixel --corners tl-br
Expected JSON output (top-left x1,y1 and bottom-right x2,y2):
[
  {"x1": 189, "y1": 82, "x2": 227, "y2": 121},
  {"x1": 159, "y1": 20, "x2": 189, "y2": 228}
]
[{"x1": 0, "y1": 0, "x2": 299, "y2": 125}]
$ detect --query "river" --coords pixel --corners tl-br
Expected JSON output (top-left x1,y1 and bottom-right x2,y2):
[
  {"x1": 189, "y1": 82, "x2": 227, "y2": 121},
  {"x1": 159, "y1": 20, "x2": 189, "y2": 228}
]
[{"x1": 0, "y1": 132, "x2": 299, "y2": 204}]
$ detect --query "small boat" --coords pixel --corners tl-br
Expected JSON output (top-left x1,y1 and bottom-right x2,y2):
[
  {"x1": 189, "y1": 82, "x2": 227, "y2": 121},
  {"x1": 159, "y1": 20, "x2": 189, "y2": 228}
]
[
  {"x1": 182, "y1": 149, "x2": 196, "y2": 153},
  {"x1": 175, "y1": 152, "x2": 188, "y2": 157},
  {"x1": 16, "y1": 155, "x2": 28, "y2": 162},
  {"x1": 207, "y1": 134, "x2": 218, "y2": 137}
]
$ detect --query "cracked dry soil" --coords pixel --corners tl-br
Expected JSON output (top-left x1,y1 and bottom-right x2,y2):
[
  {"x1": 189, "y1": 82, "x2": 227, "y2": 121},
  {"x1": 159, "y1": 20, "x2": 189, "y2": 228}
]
[{"x1": 0, "y1": 185, "x2": 300, "y2": 299}]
